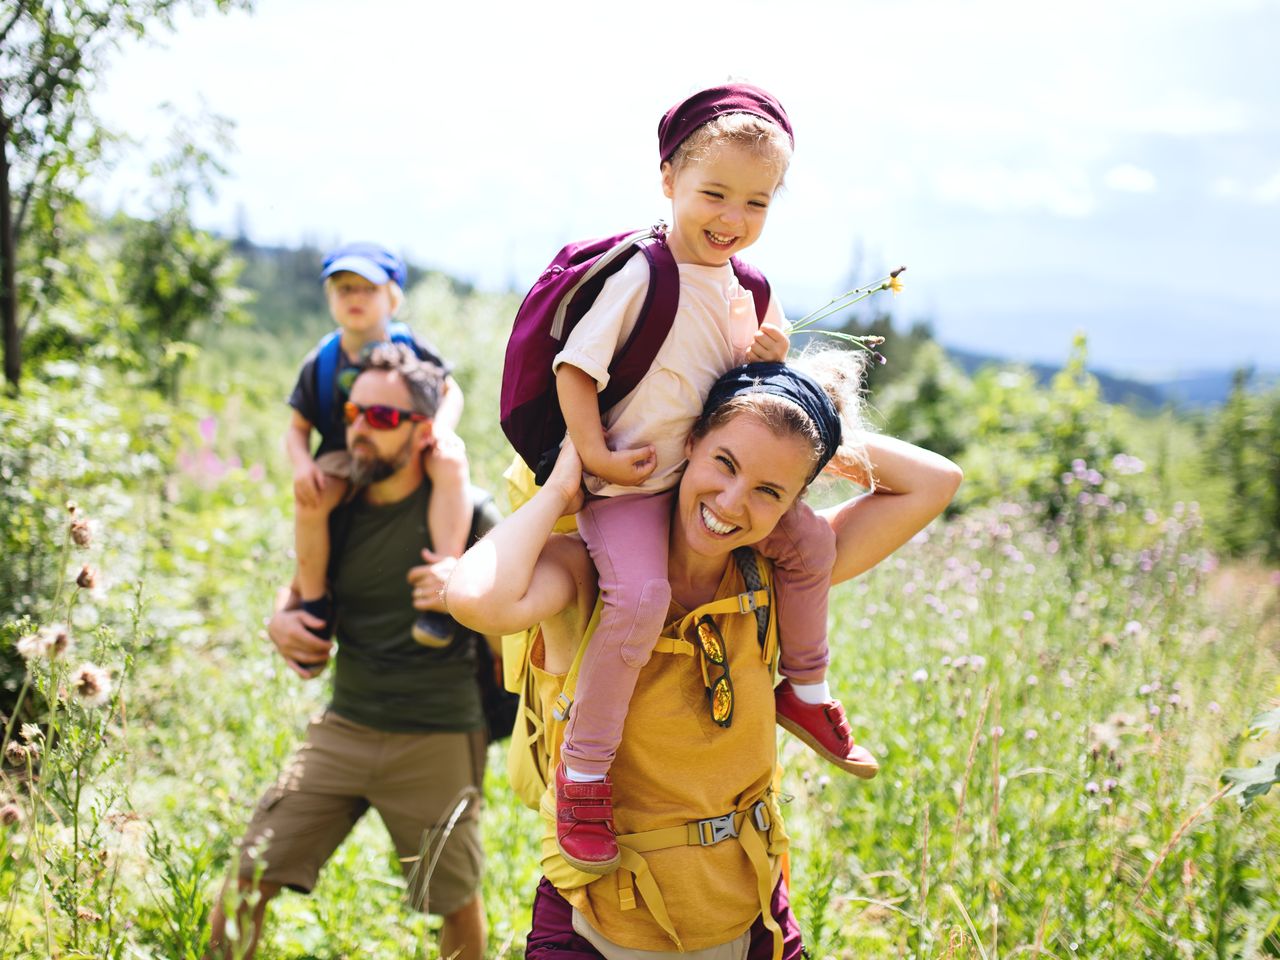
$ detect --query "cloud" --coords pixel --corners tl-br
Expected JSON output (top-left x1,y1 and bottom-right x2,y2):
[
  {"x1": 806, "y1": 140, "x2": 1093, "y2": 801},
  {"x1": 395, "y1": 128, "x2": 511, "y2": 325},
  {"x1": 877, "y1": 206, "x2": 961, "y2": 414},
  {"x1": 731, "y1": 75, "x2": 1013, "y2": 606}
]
[
  {"x1": 1255, "y1": 171, "x2": 1280, "y2": 204},
  {"x1": 1103, "y1": 164, "x2": 1157, "y2": 193}
]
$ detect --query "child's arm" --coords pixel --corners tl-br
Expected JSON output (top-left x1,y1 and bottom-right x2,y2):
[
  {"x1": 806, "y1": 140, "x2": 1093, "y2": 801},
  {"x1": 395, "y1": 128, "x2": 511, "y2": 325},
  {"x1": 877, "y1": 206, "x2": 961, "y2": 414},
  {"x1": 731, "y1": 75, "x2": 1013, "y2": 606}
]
[
  {"x1": 286, "y1": 410, "x2": 326, "y2": 509},
  {"x1": 556, "y1": 364, "x2": 657, "y2": 487}
]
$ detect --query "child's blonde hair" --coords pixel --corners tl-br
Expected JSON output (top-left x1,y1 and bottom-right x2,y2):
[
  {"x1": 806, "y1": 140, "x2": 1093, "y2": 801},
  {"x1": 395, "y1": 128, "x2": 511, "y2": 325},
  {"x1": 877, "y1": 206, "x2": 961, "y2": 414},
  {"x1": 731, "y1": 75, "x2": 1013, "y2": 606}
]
[
  {"x1": 665, "y1": 112, "x2": 794, "y2": 188},
  {"x1": 323, "y1": 275, "x2": 405, "y2": 314}
]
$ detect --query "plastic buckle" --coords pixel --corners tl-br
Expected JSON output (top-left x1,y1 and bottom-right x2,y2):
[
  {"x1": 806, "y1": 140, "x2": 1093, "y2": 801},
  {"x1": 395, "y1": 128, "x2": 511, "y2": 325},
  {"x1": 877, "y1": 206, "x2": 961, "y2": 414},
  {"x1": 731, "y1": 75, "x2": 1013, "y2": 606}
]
[
  {"x1": 697, "y1": 812, "x2": 739, "y2": 846},
  {"x1": 751, "y1": 800, "x2": 770, "y2": 833},
  {"x1": 551, "y1": 693, "x2": 573, "y2": 722},
  {"x1": 737, "y1": 590, "x2": 763, "y2": 615}
]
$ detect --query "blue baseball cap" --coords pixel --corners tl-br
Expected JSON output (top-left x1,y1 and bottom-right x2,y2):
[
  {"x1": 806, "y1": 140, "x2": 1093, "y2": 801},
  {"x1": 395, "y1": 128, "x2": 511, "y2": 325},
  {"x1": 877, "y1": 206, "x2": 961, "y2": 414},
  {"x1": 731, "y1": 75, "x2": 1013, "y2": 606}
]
[{"x1": 320, "y1": 242, "x2": 407, "y2": 288}]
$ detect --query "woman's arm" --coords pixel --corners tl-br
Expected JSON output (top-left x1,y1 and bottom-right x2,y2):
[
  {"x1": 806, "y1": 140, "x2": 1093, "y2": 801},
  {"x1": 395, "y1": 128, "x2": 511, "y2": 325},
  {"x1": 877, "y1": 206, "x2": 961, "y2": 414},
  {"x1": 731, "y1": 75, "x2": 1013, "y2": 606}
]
[
  {"x1": 820, "y1": 434, "x2": 963, "y2": 585},
  {"x1": 446, "y1": 443, "x2": 590, "y2": 636}
]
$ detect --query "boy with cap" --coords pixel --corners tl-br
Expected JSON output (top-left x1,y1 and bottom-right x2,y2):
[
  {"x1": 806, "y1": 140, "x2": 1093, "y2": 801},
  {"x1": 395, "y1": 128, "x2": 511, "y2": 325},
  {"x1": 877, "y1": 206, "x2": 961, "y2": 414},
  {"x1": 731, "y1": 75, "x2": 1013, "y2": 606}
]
[{"x1": 285, "y1": 242, "x2": 469, "y2": 650}]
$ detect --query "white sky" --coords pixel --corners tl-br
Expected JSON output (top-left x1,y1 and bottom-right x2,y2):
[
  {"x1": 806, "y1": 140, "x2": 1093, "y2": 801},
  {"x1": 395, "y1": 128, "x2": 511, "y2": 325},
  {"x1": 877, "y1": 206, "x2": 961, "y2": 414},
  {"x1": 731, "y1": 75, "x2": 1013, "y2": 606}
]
[{"x1": 91, "y1": 0, "x2": 1280, "y2": 377}]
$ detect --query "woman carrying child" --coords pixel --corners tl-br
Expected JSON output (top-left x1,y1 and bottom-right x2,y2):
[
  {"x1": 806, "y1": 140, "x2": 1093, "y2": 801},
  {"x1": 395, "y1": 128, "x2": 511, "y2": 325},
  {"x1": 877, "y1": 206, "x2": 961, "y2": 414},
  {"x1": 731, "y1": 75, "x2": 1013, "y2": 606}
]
[
  {"x1": 449, "y1": 353, "x2": 962, "y2": 958},
  {"x1": 545, "y1": 83, "x2": 876, "y2": 873}
]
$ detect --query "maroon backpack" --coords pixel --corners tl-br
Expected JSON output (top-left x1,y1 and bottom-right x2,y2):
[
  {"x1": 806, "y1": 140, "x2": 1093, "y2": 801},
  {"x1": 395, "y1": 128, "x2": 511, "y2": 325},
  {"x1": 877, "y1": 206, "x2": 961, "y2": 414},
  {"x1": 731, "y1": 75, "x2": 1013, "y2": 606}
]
[{"x1": 500, "y1": 224, "x2": 771, "y2": 484}]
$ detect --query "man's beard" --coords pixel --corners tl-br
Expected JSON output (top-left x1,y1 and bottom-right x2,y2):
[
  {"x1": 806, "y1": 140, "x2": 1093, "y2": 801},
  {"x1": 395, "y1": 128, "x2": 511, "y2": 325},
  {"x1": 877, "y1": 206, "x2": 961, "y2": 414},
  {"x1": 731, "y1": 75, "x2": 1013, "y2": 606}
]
[{"x1": 348, "y1": 433, "x2": 416, "y2": 487}]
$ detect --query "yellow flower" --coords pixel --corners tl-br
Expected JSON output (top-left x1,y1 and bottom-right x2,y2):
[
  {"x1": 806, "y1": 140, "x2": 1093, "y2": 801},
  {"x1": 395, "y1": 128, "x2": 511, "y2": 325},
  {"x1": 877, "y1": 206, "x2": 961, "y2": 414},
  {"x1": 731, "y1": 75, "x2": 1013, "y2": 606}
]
[{"x1": 889, "y1": 274, "x2": 904, "y2": 295}]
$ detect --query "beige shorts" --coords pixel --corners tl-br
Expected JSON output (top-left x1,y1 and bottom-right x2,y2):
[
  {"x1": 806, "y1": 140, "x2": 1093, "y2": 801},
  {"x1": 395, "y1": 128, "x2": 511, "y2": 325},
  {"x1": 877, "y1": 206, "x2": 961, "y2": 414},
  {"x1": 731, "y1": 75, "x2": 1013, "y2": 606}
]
[{"x1": 236, "y1": 709, "x2": 487, "y2": 916}]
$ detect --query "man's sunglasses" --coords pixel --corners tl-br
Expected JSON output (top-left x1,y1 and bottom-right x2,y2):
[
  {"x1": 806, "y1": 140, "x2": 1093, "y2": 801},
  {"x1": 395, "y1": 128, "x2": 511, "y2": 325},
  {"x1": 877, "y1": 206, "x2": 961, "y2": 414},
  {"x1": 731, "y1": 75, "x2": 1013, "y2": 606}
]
[
  {"x1": 694, "y1": 615, "x2": 734, "y2": 728},
  {"x1": 343, "y1": 401, "x2": 429, "y2": 430}
]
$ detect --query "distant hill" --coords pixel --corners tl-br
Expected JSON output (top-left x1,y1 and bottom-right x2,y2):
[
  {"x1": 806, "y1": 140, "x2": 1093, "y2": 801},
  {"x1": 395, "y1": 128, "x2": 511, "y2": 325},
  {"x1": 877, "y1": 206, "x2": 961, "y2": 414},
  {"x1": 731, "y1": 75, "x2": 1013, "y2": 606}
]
[{"x1": 944, "y1": 347, "x2": 1278, "y2": 410}]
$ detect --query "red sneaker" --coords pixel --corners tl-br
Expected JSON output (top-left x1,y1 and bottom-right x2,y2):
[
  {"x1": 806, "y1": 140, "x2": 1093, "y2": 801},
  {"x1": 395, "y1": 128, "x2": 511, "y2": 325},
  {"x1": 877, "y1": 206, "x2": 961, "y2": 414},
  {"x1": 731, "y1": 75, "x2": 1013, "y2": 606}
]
[
  {"x1": 775, "y1": 679, "x2": 879, "y2": 779},
  {"x1": 554, "y1": 762, "x2": 621, "y2": 874}
]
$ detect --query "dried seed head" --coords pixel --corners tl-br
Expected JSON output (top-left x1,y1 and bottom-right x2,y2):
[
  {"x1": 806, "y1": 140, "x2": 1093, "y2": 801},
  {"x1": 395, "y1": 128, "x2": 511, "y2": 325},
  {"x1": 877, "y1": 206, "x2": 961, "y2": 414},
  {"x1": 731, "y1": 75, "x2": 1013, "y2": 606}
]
[
  {"x1": 71, "y1": 663, "x2": 112, "y2": 708},
  {"x1": 4, "y1": 742, "x2": 27, "y2": 766},
  {"x1": 0, "y1": 802, "x2": 21, "y2": 826},
  {"x1": 76, "y1": 906, "x2": 103, "y2": 922},
  {"x1": 16, "y1": 623, "x2": 70, "y2": 661},
  {"x1": 66, "y1": 500, "x2": 78, "y2": 515},
  {"x1": 76, "y1": 565, "x2": 97, "y2": 590},
  {"x1": 19, "y1": 723, "x2": 41, "y2": 744},
  {"x1": 70, "y1": 517, "x2": 92, "y2": 547}
]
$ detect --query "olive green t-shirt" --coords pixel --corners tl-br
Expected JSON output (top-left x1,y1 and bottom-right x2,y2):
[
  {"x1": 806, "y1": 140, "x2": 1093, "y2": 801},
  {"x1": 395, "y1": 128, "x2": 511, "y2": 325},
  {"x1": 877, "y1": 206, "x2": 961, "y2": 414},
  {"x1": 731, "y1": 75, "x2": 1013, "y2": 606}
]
[{"x1": 327, "y1": 482, "x2": 500, "y2": 733}]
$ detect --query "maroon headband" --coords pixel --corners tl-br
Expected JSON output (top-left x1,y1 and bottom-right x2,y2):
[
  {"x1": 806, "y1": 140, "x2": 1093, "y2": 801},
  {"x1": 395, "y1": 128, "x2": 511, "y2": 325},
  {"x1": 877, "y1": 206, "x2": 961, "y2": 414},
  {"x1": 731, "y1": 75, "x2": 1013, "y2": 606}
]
[{"x1": 657, "y1": 83, "x2": 794, "y2": 165}]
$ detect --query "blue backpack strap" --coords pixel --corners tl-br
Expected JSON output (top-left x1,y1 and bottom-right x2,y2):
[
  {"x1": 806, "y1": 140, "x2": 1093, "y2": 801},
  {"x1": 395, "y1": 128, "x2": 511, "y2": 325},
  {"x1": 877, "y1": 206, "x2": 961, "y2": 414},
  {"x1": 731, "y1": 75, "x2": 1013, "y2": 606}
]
[
  {"x1": 730, "y1": 259, "x2": 771, "y2": 324},
  {"x1": 314, "y1": 330, "x2": 343, "y2": 435},
  {"x1": 315, "y1": 322, "x2": 420, "y2": 433}
]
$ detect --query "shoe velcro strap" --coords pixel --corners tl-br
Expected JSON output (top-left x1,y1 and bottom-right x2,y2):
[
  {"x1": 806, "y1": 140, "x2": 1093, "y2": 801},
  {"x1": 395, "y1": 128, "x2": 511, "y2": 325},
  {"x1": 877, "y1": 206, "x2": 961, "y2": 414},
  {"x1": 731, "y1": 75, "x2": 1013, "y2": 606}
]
[
  {"x1": 561, "y1": 781, "x2": 612, "y2": 800},
  {"x1": 562, "y1": 803, "x2": 613, "y2": 822}
]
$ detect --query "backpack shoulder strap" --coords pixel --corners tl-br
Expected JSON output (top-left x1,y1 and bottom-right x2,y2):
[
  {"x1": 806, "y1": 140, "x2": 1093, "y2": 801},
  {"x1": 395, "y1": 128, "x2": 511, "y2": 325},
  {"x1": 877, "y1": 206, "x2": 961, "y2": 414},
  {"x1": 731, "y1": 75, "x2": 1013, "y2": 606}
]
[
  {"x1": 732, "y1": 547, "x2": 771, "y2": 652},
  {"x1": 597, "y1": 237, "x2": 680, "y2": 411},
  {"x1": 387, "y1": 320, "x2": 416, "y2": 348},
  {"x1": 314, "y1": 330, "x2": 343, "y2": 431},
  {"x1": 730, "y1": 259, "x2": 771, "y2": 325},
  {"x1": 550, "y1": 598, "x2": 602, "y2": 722}
]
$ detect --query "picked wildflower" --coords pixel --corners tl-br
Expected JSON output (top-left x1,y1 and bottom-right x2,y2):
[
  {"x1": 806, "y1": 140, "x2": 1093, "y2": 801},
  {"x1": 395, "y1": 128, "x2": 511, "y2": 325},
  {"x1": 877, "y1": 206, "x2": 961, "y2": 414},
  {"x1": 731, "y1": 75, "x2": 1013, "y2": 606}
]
[
  {"x1": 786, "y1": 266, "x2": 908, "y2": 353},
  {"x1": 71, "y1": 663, "x2": 112, "y2": 708},
  {"x1": 19, "y1": 723, "x2": 41, "y2": 744},
  {"x1": 0, "y1": 802, "x2": 21, "y2": 826},
  {"x1": 888, "y1": 266, "x2": 905, "y2": 294},
  {"x1": 70, "y1": 517, "x2": 92, "y2": 548}
]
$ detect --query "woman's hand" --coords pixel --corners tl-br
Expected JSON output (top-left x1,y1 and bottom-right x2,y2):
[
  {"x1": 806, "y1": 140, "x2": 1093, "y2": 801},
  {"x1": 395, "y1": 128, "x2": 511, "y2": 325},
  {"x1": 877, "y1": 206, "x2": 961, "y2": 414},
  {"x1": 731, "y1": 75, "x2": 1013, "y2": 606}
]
[{"x1": 545, "y1": 440, "x2": 587, "y2": 515}]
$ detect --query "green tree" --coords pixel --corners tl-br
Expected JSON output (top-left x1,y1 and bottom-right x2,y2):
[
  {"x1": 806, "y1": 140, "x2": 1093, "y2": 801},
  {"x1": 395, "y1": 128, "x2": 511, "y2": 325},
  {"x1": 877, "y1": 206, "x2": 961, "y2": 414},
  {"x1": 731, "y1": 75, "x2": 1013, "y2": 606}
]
[
  {"x1": 0, "y1": 0, "x2": 248, "y2": 393},
  {"x1": 116, "y1": 112, "x2": 248, "y2": 397}
]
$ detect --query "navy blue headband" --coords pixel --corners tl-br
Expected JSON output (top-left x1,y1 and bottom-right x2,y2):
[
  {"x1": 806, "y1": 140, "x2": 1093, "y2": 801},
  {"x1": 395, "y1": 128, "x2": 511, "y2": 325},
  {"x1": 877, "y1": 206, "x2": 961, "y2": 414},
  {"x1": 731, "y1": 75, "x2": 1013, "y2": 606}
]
[{"x1": 704, "y1": 362, "x2": 842, "y2": 480}]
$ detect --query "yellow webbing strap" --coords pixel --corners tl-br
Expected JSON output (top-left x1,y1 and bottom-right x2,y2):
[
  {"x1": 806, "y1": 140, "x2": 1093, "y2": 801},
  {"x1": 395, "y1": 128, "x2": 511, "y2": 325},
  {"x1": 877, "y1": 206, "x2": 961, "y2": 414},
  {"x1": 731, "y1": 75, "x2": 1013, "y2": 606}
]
[
  {"x1": 612, "y1": 799, "x2": 782, "y2": 959},
  {"x1": 616, "y1": 847, "x2": 683, "y2": 951}
]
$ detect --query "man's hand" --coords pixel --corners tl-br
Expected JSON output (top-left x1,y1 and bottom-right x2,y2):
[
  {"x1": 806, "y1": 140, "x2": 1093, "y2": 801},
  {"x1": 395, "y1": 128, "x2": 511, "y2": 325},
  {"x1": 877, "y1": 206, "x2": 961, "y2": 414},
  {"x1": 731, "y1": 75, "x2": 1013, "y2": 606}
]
[
  {"x1": 408, "y1": 548, "x2": 458, "y2": 612},
  {"x1": 268, "y1": 607, "x2": 332, "y2": 678},
  {"x1": 292, "y1": 461, "x2": 328, "y2": 510},
  {"x1": 747, "y1": 322, "x2": 790, "y2": 363},
  {"x1": 580, "y1": 441, "x2": 657, "y2": 488}
]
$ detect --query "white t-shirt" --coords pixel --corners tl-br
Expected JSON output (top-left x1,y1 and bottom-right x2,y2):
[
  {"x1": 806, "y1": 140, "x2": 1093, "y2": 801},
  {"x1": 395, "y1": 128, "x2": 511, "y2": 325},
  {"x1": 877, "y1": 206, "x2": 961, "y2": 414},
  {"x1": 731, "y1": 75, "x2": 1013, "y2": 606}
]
[{"x1": 552, "y1": 254, "x2": 786, "y2": 497}]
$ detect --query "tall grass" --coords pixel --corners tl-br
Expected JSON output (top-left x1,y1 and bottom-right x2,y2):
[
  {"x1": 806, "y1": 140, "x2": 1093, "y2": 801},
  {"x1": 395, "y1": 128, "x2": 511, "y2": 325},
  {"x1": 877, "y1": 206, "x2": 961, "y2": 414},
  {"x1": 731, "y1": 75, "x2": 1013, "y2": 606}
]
[{"x1": 1, "y1": 284, "x2": 1277, "y2": 957}]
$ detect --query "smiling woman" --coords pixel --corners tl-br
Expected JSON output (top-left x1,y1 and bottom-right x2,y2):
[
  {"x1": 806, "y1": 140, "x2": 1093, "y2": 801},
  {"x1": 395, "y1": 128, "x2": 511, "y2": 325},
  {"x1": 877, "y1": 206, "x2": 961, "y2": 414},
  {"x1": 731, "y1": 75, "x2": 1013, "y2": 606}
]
[{"x1": 447, "y1": 351, "x2": 963, "y2": 958}]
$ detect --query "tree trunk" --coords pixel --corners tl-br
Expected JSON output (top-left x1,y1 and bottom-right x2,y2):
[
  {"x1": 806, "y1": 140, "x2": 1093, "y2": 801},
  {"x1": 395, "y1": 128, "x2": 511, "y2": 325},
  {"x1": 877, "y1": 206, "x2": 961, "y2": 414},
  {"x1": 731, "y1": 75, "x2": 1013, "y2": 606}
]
[{"x1": 0, "y1": 111, "x2": 19, "y2": 394}]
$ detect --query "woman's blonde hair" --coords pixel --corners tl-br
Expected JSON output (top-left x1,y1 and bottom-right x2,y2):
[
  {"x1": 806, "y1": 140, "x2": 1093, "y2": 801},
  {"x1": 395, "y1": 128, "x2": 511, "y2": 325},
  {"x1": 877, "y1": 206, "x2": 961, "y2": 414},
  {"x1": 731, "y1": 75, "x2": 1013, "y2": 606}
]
[{"x1": 664, "y1": 112, "x2": 793, "y2": 187}]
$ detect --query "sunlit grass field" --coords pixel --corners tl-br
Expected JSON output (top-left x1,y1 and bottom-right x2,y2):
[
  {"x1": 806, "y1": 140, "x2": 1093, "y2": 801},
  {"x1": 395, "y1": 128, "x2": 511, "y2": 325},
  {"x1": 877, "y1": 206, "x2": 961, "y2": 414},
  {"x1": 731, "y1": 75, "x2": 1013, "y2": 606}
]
[{"x1": 2, "y1": 281, "x2": 1278, "y2": 958}]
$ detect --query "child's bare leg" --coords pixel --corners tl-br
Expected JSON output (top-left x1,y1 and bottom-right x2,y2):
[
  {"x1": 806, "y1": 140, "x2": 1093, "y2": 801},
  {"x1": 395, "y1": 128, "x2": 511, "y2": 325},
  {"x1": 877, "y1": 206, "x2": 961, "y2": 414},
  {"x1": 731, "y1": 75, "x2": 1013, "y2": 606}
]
[
  {"x1": 759, "y1": 501, "x2": 878, "y2": 778},
  {"x1": 294, "y1": 472, "x2": 348, "y2": 646},
  {"x1": 413, "y1": 430, "x2": 471, "y2": 647}
]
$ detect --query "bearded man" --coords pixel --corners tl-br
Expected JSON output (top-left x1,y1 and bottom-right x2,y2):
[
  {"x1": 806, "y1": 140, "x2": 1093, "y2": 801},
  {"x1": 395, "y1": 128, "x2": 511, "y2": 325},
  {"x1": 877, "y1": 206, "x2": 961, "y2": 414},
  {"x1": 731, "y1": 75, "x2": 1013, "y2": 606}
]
[{"x1": 209, "y1": 343, "x2": 498, "y2": 960}]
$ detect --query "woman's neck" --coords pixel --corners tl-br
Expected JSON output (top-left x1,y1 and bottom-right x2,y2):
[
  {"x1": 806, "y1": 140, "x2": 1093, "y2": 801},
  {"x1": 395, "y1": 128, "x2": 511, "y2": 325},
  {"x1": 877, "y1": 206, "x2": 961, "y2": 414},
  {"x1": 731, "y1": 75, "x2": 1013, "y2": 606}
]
[{"x1": 667, "y1": 525, "x2": 731, "y2": 610}]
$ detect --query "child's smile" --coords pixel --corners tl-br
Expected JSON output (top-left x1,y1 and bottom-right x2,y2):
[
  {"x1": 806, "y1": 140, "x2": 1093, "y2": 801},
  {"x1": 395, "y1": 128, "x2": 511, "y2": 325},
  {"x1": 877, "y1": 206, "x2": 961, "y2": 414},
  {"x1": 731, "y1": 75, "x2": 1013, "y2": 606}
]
[{"x1": 662, "y1": 142, "x2": 781, "y2": 267}]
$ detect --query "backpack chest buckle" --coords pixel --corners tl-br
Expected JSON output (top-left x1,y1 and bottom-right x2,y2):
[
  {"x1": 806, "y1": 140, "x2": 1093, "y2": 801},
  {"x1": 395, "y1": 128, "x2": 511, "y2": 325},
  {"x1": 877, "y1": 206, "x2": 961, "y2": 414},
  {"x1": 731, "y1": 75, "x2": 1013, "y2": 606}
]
[{"x1": 695, "y1": 812, "x2": 739, "y2": 846}]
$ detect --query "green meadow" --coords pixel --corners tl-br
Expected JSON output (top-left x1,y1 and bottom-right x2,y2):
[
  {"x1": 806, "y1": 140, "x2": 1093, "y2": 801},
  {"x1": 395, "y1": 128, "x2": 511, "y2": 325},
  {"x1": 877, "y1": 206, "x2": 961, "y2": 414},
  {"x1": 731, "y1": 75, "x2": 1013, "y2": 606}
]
[{"x1": 2, "y1": 271, "x2": 1278, "y2": 958}]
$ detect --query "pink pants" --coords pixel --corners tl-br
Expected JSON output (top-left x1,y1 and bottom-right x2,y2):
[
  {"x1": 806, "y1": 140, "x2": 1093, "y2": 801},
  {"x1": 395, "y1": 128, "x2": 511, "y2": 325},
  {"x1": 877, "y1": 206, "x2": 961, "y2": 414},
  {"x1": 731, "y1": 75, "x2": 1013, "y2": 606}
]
[{"x1": 561, "y1": 492, "x2": 835, "y2": 776}]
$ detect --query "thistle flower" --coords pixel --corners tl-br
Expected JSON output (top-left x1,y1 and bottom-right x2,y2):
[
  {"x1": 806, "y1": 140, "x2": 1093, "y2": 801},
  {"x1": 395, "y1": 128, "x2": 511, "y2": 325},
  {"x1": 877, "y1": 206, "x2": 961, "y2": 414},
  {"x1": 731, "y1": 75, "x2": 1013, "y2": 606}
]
[
  {"x1": 0, "y1": 802, "x2": 21, "y2": 826},
  {"x1": 4, "y1": 742, "x2": 28, "y2": 766},
  {"x1": 70, "y1": 517, "x2": 92, "y2": 548},
  {"x1": 71, "y1": 663, "x2": 112, "y2": 708},
  {"x1": 77, "y1": 564, "x2": 97, "y2": 590},
  {"x1": 16, "y1": 623, "x2": 71, "y2": 661},
  {"x1": 76, "y1": 906, "x2": 103, "y2": 922},
  {"x1": 19, "y1": 723, "x2": 41, "y2": 744}
]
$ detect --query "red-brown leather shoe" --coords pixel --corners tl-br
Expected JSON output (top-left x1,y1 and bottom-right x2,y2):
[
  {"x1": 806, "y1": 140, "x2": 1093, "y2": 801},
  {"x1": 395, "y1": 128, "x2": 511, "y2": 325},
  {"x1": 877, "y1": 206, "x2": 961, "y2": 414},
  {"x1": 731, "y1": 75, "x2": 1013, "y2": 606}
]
[
  {"x1": 554, "y1": 762, "x2": 621, "y2": 874},
  {"x1": 775, "y1": 679, "x2": 879, "y2": 779}
]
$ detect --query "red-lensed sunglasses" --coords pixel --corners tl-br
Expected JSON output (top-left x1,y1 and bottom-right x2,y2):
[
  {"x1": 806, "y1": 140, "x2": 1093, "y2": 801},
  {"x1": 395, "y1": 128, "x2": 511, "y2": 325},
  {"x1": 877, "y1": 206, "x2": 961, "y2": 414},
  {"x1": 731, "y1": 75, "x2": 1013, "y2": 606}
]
[{"x1": 342, "y1": 401, "x2": 429, "y2": 430}]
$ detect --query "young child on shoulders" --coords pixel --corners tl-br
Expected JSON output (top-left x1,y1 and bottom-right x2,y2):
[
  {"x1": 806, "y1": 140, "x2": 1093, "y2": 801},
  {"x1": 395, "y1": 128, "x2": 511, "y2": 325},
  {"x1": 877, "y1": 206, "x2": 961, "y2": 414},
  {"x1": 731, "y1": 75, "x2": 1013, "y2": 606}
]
[
  {"x1": 285, "y1": 242, "x2": 470, "y2": 656},
  {"x1": 548, "y1": 83, "x2": 878, "y2": 875}
]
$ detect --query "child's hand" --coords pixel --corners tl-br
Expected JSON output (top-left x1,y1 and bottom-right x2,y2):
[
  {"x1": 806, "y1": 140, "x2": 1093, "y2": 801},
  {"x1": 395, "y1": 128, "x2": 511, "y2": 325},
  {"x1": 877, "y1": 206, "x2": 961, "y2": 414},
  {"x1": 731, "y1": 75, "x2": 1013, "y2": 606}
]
[
  {"x1": 582, "y1": 442, "x2": 657, "y2": 488},
  {"x1": 293, "y1": 461, "x2": 327, "y2": 509},
  {"x1": 748, "y1": 322, "x2": 790, "y2": 363},
  {"x1": 424, "y1": 428, "x2": 470, "y2": 487},
  {"x1": 408, "y1": 548, "x2": 457, "y2": 612}
]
